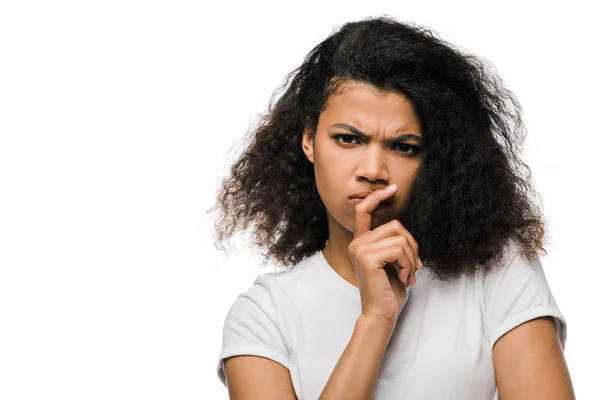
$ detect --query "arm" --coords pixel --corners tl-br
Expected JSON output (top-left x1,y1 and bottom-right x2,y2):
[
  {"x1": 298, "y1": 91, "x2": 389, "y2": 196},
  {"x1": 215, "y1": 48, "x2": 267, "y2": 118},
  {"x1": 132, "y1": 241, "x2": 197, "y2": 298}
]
[
  {"x1": 493, "y1": 316, "x2": 576, "y2": 399},
  {"x1": 224, "y1": 355, "x2": 298, "y2": 400},
  {"x1": 319, "y1": 314, "x2": 395, "y2": 400}
]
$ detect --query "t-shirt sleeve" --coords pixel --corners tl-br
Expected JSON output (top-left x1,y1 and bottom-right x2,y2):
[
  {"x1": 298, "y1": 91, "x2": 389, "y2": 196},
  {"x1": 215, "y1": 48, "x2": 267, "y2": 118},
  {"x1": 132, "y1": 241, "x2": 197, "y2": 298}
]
[
  {"x1": 481, "y1": 245, "x2": 567, "y2": 353},
  {"x1": 216, "y1": 274, "x2": 292, "y2": 387}
]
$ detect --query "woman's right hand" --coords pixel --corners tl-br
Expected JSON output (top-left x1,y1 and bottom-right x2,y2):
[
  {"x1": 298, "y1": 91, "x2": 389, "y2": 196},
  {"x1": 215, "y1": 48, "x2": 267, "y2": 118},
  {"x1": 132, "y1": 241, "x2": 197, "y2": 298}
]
[{"x1": 348, "y1": 184, "x2": 423, "y2": 326}]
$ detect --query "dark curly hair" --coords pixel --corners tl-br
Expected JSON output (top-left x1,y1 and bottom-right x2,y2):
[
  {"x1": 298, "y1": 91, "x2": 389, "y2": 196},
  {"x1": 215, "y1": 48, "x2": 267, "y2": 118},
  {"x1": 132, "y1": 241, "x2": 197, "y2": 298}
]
[{"x1": 206, "y1": 15, "x2": 549, "y2": 282}]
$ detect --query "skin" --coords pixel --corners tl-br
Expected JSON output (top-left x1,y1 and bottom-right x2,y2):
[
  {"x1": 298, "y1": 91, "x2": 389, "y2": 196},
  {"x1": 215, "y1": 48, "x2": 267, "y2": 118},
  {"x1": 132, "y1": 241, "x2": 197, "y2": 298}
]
[
  {"x1": 299, "y1": 80, "x2": 576, "y2": 398},
  {"x1": 493, "y1": 316, "x2": 576, "y2": 399},
  {"x1": 301, "y1": 80, "x2": 424, "y2": 287},
  {"x1": 302, "y1": 82, "x2": 575, "y2": 400}
]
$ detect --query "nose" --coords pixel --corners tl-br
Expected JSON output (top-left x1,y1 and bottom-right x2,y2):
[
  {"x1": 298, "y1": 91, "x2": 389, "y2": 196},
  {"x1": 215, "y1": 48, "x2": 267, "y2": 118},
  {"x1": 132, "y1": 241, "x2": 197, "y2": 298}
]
[{"x1": 354, "y1": 146, "x2": 389, "y2": 184}]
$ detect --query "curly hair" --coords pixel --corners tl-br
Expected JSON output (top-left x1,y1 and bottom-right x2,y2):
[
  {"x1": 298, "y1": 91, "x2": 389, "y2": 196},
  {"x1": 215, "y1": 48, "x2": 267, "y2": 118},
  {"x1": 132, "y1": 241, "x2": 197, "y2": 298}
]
[{"x1": 205, "y1": 15, "x2": 549, "y2": 282}]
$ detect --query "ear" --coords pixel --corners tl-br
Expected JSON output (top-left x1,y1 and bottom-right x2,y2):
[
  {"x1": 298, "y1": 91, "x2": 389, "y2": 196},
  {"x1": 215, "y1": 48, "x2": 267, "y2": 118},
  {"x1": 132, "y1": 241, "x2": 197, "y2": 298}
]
[{"x1": 302, "y1": 128, "x2": 315, "y2": 164}]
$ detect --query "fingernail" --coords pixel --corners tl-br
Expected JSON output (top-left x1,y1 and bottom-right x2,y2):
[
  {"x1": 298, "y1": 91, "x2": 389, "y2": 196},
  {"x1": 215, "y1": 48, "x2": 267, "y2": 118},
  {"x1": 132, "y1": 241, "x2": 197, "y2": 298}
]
[{"x1": 385, "y1": 184, "x2": 397, "y2": 191}]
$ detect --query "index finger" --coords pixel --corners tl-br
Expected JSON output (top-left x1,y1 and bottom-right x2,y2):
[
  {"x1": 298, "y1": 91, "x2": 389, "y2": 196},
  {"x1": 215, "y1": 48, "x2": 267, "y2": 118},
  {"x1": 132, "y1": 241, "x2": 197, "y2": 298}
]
[{"x1": 353, "y1": 184, "x2": 398, "y2": 238}]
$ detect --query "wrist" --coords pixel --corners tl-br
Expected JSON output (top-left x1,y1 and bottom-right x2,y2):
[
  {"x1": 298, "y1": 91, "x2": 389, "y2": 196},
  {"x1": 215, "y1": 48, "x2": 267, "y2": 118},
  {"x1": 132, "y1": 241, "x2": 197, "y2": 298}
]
[{"x1": 357, "y1": 314, "x2": 397, "y2": 338}]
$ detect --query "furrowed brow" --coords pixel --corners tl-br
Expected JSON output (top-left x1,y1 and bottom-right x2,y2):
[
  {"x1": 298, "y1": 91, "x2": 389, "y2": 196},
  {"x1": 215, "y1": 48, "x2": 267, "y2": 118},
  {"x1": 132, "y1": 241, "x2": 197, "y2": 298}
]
[{"x1": 330, "y1": 123, "x2": 423, "y2": 144}]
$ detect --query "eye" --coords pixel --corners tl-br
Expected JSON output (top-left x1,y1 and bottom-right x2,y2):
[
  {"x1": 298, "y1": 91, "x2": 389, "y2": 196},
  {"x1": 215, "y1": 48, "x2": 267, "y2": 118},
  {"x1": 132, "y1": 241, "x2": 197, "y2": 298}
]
[
  {"x1": 334, "y1": 134, "x2": 360, "y2": 145},
  {"x1": 393, "y1": 143, "x2": 419, "y2": 155},
  {"x1": 332, "y1": 134, "x2": 421, "y2": 156}
]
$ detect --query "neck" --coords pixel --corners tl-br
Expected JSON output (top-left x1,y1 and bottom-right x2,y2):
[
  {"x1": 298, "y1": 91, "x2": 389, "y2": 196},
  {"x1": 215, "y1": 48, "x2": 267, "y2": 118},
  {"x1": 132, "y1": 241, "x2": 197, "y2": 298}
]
[{"x1": 322, "y1": 238, "x2": 359, "y2": 288}]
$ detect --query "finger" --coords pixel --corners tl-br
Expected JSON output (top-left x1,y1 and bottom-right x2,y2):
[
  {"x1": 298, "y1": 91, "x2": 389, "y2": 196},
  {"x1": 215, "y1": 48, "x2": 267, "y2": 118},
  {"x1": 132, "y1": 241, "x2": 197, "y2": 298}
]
[
  {"x1": 384, "y1": 262, "x2": 409, "y2": 289},
  {"x1": 366, "y1": 235, "x2": 416, "y2": 274},
  {"x1": 379, "y1": 250, "x2": 413, "y2": 286},
  {"x1": 389, "y1": 237, "x2": 417, "y2": 286},
  {"x1": 397, "y1": 227, "x2": 420, "y2": 268},
  {"x1": 363, "y1": 239, "x2": 412, "y2": 275},
  {"x1": 401, "y1": 258, "x2": 411, "y2": 285},
  {"x1": 391, "y1": 250, "x2": 413, "y2": 285},
  {"x1": 353, "y1": 184, "x2": 397, "y2": 239},
  {"x1": 388, "y1": 260, "x2": 411, "y2": 287},
  {"x1": 408, "y1": 269, "x2": 416, "y2": 285},
  {"x1": 376, "y1": 245, "x2": 413, "y2": 286},
  {"x1": 373, "y1": 220, "x2": 420, "y2": 270}
]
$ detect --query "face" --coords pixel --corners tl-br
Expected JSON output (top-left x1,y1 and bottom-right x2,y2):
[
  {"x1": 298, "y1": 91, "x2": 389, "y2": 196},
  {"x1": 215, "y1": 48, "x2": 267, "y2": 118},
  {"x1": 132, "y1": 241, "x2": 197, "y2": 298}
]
[{"x1": 302, "y1": 80, "x2": 423, "y2": 235}]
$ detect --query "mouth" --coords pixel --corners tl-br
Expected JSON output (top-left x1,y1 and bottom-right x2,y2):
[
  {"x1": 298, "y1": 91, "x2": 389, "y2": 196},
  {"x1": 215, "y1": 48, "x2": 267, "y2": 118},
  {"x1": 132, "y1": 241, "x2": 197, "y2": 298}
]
[
  {"x1": 348, "y1": 197, "x2": 366, "y2": 205},
  {"x1": 348, "y1": 196, "x2": 393, "y2": 207}
]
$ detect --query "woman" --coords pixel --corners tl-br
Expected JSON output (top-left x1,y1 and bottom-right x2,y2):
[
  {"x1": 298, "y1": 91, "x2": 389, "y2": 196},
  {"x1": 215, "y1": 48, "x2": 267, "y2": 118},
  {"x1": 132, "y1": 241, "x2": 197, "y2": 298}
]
[{"x1": 209, "y1": 16, "x2": 575, "y2": 399}]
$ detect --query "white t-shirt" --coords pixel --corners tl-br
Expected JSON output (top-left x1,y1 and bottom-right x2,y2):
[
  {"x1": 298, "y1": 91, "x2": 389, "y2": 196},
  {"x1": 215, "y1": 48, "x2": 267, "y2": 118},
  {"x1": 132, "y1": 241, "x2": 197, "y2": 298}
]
[{"x1": 216, "y1": 243, "x2": 567, "y2": 399}]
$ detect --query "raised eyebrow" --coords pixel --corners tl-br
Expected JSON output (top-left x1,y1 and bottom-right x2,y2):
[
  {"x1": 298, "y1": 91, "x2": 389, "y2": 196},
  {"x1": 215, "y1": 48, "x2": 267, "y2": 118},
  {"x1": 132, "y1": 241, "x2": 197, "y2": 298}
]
[{"x1": 329, "y1": 123, "x2": 423, "y2": 144}]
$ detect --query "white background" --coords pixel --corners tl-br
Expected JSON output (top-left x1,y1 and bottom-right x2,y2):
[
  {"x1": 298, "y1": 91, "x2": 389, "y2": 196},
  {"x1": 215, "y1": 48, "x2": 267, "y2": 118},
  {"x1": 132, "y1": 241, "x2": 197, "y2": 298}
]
[{"x1": 1, "y1": 1, "x2": 597, "y2": 399}]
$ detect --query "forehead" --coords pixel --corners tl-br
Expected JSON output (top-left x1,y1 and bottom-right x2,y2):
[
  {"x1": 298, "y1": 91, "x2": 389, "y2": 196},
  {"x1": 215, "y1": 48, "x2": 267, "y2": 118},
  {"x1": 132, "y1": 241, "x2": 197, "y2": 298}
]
[
  {"x1": 326, "y1": 80, "x2": 412, "y2": 107},
  {"x1": 322, "y1": 81, "x2": 420, "y2": 130}
]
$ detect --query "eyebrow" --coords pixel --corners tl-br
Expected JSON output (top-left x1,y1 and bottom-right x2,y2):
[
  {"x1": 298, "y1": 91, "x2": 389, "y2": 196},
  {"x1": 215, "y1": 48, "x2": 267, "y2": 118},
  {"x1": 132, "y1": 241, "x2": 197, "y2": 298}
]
[{"x1": 329, "y1": 123, "x2": 423, "y2": 144}]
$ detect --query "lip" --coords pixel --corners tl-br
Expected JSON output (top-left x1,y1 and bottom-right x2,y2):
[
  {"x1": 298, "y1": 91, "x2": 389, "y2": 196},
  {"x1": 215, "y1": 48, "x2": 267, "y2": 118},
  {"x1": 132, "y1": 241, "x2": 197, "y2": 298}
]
[
  {"x1": 348, "y1": 191, "x2": 373, "y2": 200},
  {"x1": 348, "y1": 196, "x2": 393, "y2": 207},
  {"x1": 348, "y1": 197, "x2": 366, "y2": 205}
]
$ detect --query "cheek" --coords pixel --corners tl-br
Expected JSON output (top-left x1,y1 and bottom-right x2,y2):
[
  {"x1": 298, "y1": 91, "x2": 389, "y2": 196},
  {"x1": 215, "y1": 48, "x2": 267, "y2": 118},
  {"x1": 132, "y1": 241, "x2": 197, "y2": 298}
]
[
  {"x1": 313, "y1": 170, "x2": 354, "y2": 226},
  {"x1": 314, "y1": 171, "x2": 343, "y2": 211}
]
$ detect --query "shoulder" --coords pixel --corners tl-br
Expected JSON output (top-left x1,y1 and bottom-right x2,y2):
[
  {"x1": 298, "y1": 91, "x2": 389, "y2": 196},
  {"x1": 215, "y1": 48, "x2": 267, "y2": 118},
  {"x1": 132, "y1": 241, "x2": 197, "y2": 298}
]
[
  {"x1": 477, "y1": 239, "x2": 567, "y2": 352},
  {"x1": 480, "y1": 239, "x2": 547, "y2": 294},
  {"x1": 225, "y1": 252, "x2": 320, "y2": 315},
  {"x1": 254, "y1": 251, "x2": 323, "y2": 295}
]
